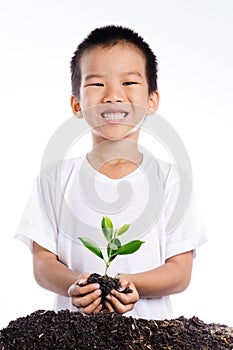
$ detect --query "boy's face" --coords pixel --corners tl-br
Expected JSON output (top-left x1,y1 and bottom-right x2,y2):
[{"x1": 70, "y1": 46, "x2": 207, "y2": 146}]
[{"x1": 71, "y1": 43, "x2": 159, "y2": 143}]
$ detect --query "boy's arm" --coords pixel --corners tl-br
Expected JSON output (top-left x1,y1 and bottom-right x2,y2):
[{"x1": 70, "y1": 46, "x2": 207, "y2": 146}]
[
  {"x1": 33, "y1": 242, "x2": 79, "y2": 296},
  {"x1": 115, "y1": 250, "x2": 193, "y2": 298}
]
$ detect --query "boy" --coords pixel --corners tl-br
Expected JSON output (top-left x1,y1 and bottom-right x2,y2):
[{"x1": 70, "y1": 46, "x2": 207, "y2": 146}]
[{"x1": 16, "y1": 25, "x2": 207, "y2": 320}]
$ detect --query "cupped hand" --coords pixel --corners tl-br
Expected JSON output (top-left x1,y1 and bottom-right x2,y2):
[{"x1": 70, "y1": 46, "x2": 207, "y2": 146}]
[
  {"x1": 104, "y1": 278, "x2": 139, "y2": 314},
  {"x1": 68, "y1": 273, "x2": 102, "y2": 315}
]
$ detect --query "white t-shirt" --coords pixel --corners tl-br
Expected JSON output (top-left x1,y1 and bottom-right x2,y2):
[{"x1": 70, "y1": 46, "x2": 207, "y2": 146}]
[{"x1": 15, "y1": 154, "x2": 207, "y2": 320}]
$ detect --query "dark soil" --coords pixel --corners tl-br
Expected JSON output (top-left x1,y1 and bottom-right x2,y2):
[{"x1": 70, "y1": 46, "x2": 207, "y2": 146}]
[
  {"x1": 84, "y1": 273, "x2": 132, "y2": 307},
  {"x1": 1, "y1": 309, "x2": 233, "y2": 349}
]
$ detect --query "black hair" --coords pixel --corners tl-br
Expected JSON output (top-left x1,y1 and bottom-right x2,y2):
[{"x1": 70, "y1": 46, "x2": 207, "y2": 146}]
[{"x1": 70, "y1": 25, "x2": 158, "y2": 98}]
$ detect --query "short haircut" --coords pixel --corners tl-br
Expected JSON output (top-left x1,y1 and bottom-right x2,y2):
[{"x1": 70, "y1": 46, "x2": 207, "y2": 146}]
[{"x1": 70, "y1": 25, "x2": 158, "y2": 98}]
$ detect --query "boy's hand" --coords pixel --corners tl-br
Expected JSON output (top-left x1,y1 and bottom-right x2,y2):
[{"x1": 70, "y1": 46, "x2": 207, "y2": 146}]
[
  {"x1": 104, "y1": 278, "x2": 139, "y2": 314},
  {"x1": 68, "y1": 273, "x2": 102, "y2": 315}
]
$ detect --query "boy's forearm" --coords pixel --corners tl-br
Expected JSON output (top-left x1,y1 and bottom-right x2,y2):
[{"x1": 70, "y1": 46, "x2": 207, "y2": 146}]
[
  {"x1": 121, "y1": 264, "x2": 188, "y2": 298},
  {"x1": 120, "y1": 251, "x2": 193, "y2": 298},
  {"x1": 33, "y1": 242, "x2": 79, "y2": 297},
  {"x1": 33, "y1": 257, "x2": 79, "y2": 296}
]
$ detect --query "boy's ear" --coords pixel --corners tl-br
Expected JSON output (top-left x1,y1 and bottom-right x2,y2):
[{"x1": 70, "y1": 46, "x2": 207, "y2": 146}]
[
  {"x1": 147, "y1": 91, "x2": 160, "y2": 115},
  {"x1": 71, "y1": 95, "x2": 83, "y2": 118}
]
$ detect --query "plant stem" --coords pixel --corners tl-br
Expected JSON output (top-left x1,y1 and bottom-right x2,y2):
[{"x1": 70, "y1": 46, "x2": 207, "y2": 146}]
[
  {"x1": 104, "y1": 263, "x2": 109, "y2": 276},
  {"x1": 104, "y1": 229, "x2": 118, "y2": 276}
]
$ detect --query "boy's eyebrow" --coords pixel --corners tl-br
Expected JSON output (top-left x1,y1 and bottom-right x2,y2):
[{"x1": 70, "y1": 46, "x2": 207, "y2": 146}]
[
  {"x1": 121, "y1": 71, "x2": 143, "y2": 78},
  {"x1": 84, "y1": 74, "x2": 104, "y2": 81},
  {"x1": 84, "y1": 71, "x2": 143, "y2": 82}
]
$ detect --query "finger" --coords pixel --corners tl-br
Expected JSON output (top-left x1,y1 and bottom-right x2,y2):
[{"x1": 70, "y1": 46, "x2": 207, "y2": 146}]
[
  {"x1": 77, "y1": 278, "x2": 88, "y2": 286},
  {"x1": 75, "y1": 273, "x2": 90, "y2": 287},
  {"x1": 117, "y1": 280, "x2": 136, "y2": 295},
  {"x1": 68, "y1": 282, "x2": 100, "y2": 297},
  {"x1": 73, "y1": 288, "x2": 102, "y2": 308},
  {"x1": 78, "y1": 283, "x2": 100, "y2": 296},
  {"x1": 111, "y1": 284, "x2": 139, "y2": 304},
  {"x1": 78, "y1": 272, "x2": 91, "y2": 282},
  {"x1": 110, "y1": 289, "x2": 136, "y2": 304},
  {"x1": 82, "y1": 296, "x2": 102, "y2": 315},
  {"x1": 105, "y1": 294, "x2": 134, "y2": 314},
  {"x1": 92, "y1": 303, "x2": 103, "y2": 315},
  {"x1": 117, "y1": 279, "x2": 129, "y2": 291},
  {"x1": 104, "y1": 299, "x2": 115, "y2": 313}
]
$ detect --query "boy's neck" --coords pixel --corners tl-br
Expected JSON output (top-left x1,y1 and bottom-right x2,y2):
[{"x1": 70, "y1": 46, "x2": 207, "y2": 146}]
[{"x1": 87, "y1": 139, "x2": 143, "y2": 179}]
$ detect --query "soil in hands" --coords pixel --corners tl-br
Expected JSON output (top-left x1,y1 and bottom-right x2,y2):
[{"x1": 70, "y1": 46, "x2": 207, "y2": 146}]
[
  {"x1": 83, "y1": 273, "x2": 132, "y2": 307},
  {"x1": 1, "y1": 309, "x2": 233, "y2": 349}
]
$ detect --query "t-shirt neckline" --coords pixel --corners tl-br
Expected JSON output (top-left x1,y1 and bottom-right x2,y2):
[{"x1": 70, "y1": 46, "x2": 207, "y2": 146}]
[{"x1": 83, "y1": 153, "x2": 147, "y2": 181}]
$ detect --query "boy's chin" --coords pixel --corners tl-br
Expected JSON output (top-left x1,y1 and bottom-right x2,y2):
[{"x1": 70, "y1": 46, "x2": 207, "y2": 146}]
[{"x1": 92, "y1": 125, "x2": 140, "y2": 141}]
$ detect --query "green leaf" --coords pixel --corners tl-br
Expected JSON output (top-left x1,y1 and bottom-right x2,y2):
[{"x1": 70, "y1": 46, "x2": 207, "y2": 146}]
[
  {"x1": 109, "y1": 254, "x2": 117, "y2": 263},
  {"x1": 116, "y1": 240, "x2": 144, "y2": 255},
  {"x1": 78, "y1": 237, "x2": 104, "y2": 260},
  {"x1": 107, "y1": 238, "x2": 121, "y2": 262},
  {"x1": 108, "y1": 242, "x2": 119, "y2": 250},
  {"x1": 101, "y1": 216, "x2": 113, "y2": 242},
  {"x1": 117, "y1": 223, "x2": 130, "y2": 236}
]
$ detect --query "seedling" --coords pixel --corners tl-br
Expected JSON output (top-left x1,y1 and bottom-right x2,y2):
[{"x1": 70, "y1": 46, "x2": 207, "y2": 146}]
[{"x1": 78, "y1": 216, "x2": 144, "y2": 276}]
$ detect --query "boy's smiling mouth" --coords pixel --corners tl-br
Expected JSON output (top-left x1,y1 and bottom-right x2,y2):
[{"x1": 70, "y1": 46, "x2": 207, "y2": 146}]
[{"x1": 101, "y1": 109, "x2": 128, "y2": 123}]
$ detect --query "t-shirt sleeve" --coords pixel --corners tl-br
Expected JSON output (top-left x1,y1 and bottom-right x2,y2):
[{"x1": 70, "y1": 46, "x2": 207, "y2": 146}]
[
  {"x1": 164, "y1": 167, "x2": 207, "y2": 260},
  {"x1": 15, "y1": 174, "x2": 58, "y2": 255}
]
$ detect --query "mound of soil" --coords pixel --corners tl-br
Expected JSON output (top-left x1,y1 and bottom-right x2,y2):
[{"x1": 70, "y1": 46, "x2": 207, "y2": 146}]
[{"x1": 1, "y1": 309, "x2": 233, "y2": 349}]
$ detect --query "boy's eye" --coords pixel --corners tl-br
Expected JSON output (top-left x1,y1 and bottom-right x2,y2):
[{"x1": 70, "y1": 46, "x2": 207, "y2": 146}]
[
  {"x1": 123, "y1": 81, "x2": 138, "y2": 86},
  {"x1": 86, "y1": 83, "x2": 104, "y2": 87}
]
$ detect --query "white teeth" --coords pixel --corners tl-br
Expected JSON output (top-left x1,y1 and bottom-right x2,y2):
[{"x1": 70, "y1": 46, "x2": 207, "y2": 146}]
[{"x1": 102, "y1": 112, "x2": 127, "y2": 120}]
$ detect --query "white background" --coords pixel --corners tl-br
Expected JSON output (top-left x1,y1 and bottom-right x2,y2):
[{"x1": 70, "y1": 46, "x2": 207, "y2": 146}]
[{"x1": 0, "y1": 0, "x2": 233, "y2": 329}]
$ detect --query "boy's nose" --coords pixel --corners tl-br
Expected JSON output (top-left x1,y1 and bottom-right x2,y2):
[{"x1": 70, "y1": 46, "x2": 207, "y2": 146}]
[{"x1": 102, "y1": 87, "x2": 124, "y2": 103}]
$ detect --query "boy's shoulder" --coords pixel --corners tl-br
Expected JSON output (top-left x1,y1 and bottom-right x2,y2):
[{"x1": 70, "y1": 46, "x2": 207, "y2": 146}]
[
  {"x1": 40, "y1": 156, "x2": 85, "y2": 182},
  {"x1": 143, "y1": 153, "x2": 179, "y2": 181}
]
